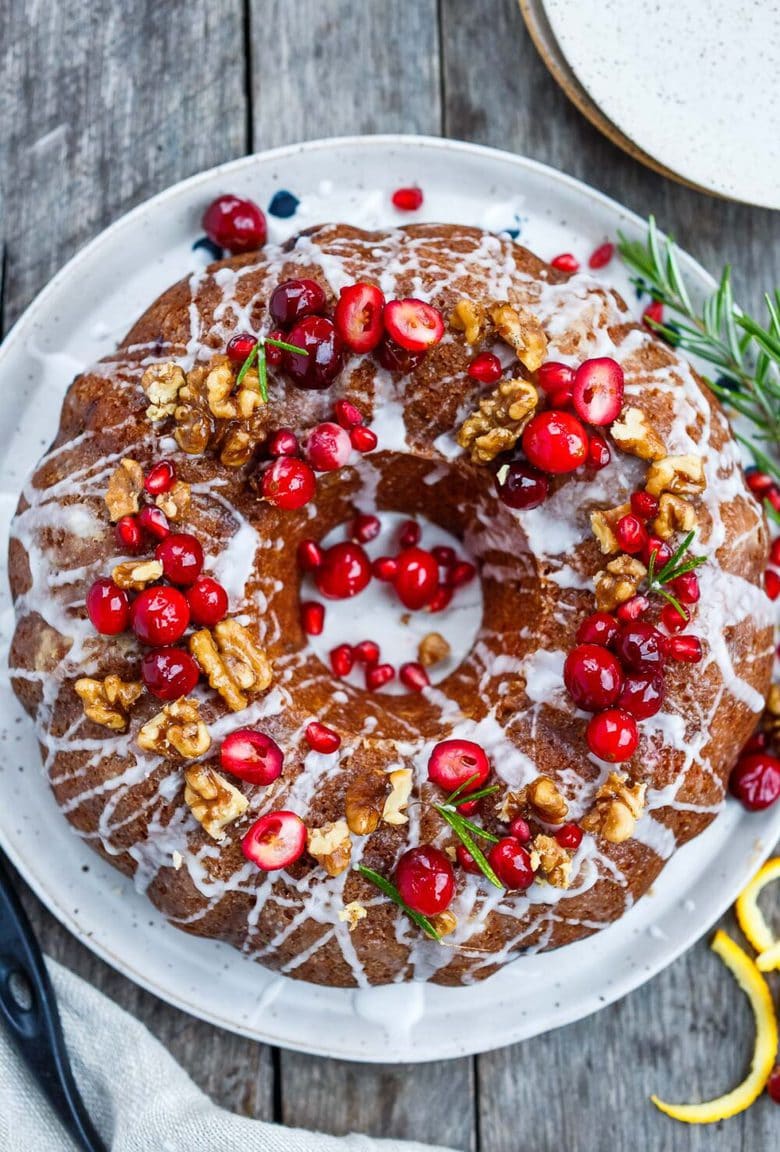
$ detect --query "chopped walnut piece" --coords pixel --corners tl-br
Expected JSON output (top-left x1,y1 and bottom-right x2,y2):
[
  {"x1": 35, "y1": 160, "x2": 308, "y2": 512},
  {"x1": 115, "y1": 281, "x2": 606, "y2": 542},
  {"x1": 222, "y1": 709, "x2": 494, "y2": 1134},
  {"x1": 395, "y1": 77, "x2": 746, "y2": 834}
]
[
  {"x1": 530, "y1": 833, "x2": 572, "y2": 889},
  {"x1": 219, "y1": 426, "x2": 255, "y2": 470},
  {"x1": 141, "y1": 362, "x2": 186, "y2": 422},
  {"x1": 105, "y1": 458, "x2": 144, "y2": 521},
  {"x1": 610, "y1": 406, "x2": 666, "y2": 461},
  {"x1": 418, "y1": 632, "x2": 451, "y2": 667},
  {"x1": 581, "y1": 772, "x2": 646, "y2": 844},
  {"x1": 190, "y1": 620, "x2": 272, "y2": 713},
  {"x1": 652, "y1": 493, "x2": 697, "y2": 540},
  {"x1": 590, "y1": 503, "x2": 631, "y2": 554},
  {"x1": 449, "y1": 298, "x2": 486, "y2": 345},
  {"x1": 496, "y1": 789, "x2": 524, "y2": 822},
  {"x1": 525, "y1": 776, "x2": 568, "y2": 824},
  {"x1": 205, "y1": 359, "x2": 239, "y2": 419},
  {"x1": 111, "y1": 558, "x2": 163, "y2": 591},
  {"x1": 490, "y1": 304, "x2": 548, "y2": 372},
  {"x1": 307, "y1": 819, "x2": 352, "y2": 877},
  {"x1": 137, "y1": 697, "x2": 211, "y2": 758},
  {"x1": 338, "y1": 901, "x2": 367, "y2": 931},
  {"x1": 74, "y1": 675, "x2": 143, "y2": 731},
  {"x1": 345, "y1": 770, "x2": 387, "y2": 835},
  {"x1": 432, "y1": 910, "x2": 457, "y2": 937},
  {"x1": 645, "y1": 454, "x2": 706, "y2": 498},
  {"x1": 184, "y1": 764, "x2": 247, "y2": 841},
  {"x1": 595, "y1": 555, "x2": 647, "y2": 611},
  {"x1": 456, "y1": 378, "x2": 539, "y2": 463},
  {"x1": 382, "y1": 768, "x2": 414, "y2": 826},
  {"x1": 155, "y1": 480, "x2": 191, "y2": 521},
  {"x1": 174, "y1": 365, "x2": 214, "y2": 455}
]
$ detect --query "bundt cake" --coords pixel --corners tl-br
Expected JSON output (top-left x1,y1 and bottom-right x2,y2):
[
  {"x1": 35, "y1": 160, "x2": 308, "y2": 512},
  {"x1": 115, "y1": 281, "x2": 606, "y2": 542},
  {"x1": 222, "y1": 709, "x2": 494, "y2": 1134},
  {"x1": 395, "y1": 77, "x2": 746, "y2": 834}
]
[{"x1": 9, "y1": 221, "x2": 775, "y2": 987}]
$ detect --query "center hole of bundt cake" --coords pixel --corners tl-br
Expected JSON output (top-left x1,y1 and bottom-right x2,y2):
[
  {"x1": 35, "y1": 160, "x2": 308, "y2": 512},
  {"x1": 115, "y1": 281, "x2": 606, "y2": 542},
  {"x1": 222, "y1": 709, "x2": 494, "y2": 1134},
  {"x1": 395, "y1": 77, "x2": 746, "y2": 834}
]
[{"x1": 301, "y1": 511, "x2": 483, "y2": 694}]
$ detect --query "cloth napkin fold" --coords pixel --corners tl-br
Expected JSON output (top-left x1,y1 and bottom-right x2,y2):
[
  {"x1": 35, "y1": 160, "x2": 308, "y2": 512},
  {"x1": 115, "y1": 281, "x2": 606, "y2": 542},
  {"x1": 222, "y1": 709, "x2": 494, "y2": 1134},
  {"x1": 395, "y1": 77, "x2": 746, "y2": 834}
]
[{"x1": 0, "y1": 959, "x2": 456, "y2": 1152}]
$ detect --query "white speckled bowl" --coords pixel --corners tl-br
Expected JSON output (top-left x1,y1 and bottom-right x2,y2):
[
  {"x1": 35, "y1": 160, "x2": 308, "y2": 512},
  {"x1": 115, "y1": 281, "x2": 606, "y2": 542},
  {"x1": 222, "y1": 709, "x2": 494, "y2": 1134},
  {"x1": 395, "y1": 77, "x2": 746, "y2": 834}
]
[{"x1": 1, "y1": 136, "x2": 778, "y2": 1061}]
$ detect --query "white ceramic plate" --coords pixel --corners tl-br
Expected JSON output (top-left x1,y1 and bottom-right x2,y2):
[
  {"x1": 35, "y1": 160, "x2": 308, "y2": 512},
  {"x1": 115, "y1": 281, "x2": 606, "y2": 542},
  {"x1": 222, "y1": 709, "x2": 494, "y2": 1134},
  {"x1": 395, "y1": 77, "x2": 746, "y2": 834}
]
[
  {"x1": 542, "y1": 0, "x2": 780, "y2": 209},
  {"x1": 1, "y1": 136, "x2": 778, "y2": 1062}
]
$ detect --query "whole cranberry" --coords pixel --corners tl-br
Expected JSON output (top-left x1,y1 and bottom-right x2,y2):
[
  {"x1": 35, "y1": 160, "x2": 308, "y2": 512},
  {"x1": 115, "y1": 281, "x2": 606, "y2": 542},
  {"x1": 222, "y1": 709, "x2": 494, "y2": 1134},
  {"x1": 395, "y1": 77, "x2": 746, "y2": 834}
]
[
  {"x1": 141, "y1": 647, "x2": 200, "y2": 700},
  {"x1": 564, "y1": 644, "x2": 624, "y2": 711},
  {"x1": 393, "y1": 547, "x2": 439, "y2": 610},
  {"x1": 155, "y1": 532, "x2": 204, "y2": 586},
  {"x1": 226, "y1": 332, "x2": 258, "y2": 364},
  {"x1": 576, "y1": 611, "x2": 619, "y2": 648},
  {"x1": 618, "y1": 672, "x2": 665, "y2": 719},
  {"x1": 269, "y1": 278, "x2": 327, "y2": 326},
  {"x1": 314, "y1": 542, "x2": 371, "y2": 599},
  {"x1": 305, "y1": 422, "x2": 352, "y2": 472},
  {"x1": 494, "y1": 461, "x2": 549, "y2": 510},
  {"x1": 614, "y1": 622, "x2": 665, "y2": 673},
  {"x1": 395, "y1": 846, "x2": 455, "y2": 915},
  {"x1": 202, "y1": 194, "x2": 266, "y2": 253},
  {"x1": 427, "y1": 739, "x2": 490, "y2": 793},
  {"x1": 262, "y1": 457, "x2": 316, "y2": 509},
  {"x1": 376, "y1": 337, "x2": 425, "y2": 374},
  {"x1": 86, "y1": 578, "x2": 131, "y2": 635},
  {"x1": 729, "y1": 753, "x2": 780, "y2": 811},
  {"x1": 586, "y1": 709, "x2": 639, "y2": 762},
  {"x1": 522, "y1": 410, "x2": 589, "y2": 474},
  {"x1": 131, "y1": 586, "x2": 190, "y2": 646},
  {"x1": 185, "y1": 576, "x2": 229, "y2": 627},
  {"x1": 283, "y1": 316, "x2": 344, "y2": 390},
  {"x1": 488, "y1": 838, "x2": 535, "y2": 889}
]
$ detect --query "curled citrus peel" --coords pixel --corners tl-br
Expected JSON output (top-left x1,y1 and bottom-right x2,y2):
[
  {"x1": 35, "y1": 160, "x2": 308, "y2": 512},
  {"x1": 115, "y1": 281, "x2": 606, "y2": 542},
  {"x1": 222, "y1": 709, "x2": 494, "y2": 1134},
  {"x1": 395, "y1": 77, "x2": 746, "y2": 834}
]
[
  {"x1": 735, "y1": 856, "x2": 780, "y2": 971},
  {"x1": 651, "y1": 930, "x2": 778, "y2": 1123}
]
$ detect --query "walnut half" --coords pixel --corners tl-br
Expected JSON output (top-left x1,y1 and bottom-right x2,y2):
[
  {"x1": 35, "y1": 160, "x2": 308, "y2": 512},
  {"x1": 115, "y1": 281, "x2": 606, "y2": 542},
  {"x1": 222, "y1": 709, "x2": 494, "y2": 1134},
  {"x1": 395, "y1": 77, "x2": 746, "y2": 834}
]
[
  {"x1": 141, "y1": 362, "x2": 186, "y2": 422},
  {"x1": 525, "y1": 776, "x2": 568, "y2": 824},
  {"x1": 457, "y1": 378, "x2": 539, "y2": 463},
  {"x1": 190, "y1": 620, "x2": 272, "y2": 712},
  {"x1": 382, "y1": 768, "x2": 413, "y2": 826},
  {"x1": 137, "y1": 697, "x2": 211, "y2": 759},
  {"x1": 75, "y1": 675, "x2": 143, "y2": 731},
  {"x1": 610, "y1": 406, "x2": 666, "y2": 461},
  {"x1": 490, "y1": 304, "x2": 548, "y2": 372},
  {"x1": 184, "y1": 764, "x2": 248, "y2": 841},
  {"x1": 581, "y1": 772, "x2": 646, "y2": 844},
  {"x1": 595, "y1": 555, "x2": 647, "y2": 611},
  {"x1": 345, "y1": 770, "x2": 387, "y2": 836},
  {"x1": 105, "y1": 459, "x2": 144, "y2": 522}
]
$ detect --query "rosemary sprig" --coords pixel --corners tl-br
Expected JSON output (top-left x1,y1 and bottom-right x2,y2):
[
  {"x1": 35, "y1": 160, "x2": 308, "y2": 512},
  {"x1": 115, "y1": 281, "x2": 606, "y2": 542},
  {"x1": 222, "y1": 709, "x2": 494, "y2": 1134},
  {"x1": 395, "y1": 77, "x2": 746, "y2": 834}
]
[
  {"x1": 433, "y1": 805, "x2": 502, "y2": 889},
  {"x1": 646, "y1": 529, "x2": 706, "y2": 618},
  {"x1": 356, "y1": 864, "x2": 441, "y2": 941},
  {"x1": 234, "y1": 335, "x2": 308, "y2": 402},
  {"x1": 442, "y1": 776, "x2": 500, "y2": 808}
]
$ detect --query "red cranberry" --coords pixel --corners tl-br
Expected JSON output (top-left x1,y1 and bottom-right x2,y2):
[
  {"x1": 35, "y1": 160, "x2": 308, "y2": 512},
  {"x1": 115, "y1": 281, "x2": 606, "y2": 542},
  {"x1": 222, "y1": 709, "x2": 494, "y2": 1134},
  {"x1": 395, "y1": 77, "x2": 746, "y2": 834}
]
[
  {"x1": 428, "y1": 739, "x2": 490, "y2": 793},
  {"x1": 396, "y1": 846, "x2": 455, "y2": 915},
  {"x1": 226, "y1": 331, "x2": 258, "y2": 364},
  {"x1": 661, "y1": 602, "x2": 689, "y2": 633},
  {"x1": 262, "y1": 457, "x2": 316, "y2": 509},
  {"x1": 301, "y1": 601, "x2": 325, "y2": 635},
  {"x1": 564, "y1": 644, "x2": 624, "y2": 711},
  {"x1": 284, "y1": 316, "x2": 344, "y2": 390},
  {"x1": 353, "y1": 639, "x2": 380, "y2": 665},
  {"x1": 432, "y1": 545, "x2": 456, "y2": 567},
  {"x1": 330, "y1": 643, "x2": 354, "y2": 677},
  {"x1": 376, "y1": 337, "x2": 425, "y2": 374},
  {"x1": 131, "y1": 586, "x2": 190, "y2": 646},
  {"x1": 729, "y1": 753, "x2": 780, "y2": 811},
  {"x1": 618, "y1": 671, "x2": 665, "y2": 719},
  {"x1": 333, "y1": 399, "x2": 365, "y2": 428},
  {"x1": 587, "y1": 434, "x2": 611, "y2": 470},
  {"x1": 269, "y1": 278, "x2": 326, "y2": 325},
  {"x1": 449, "y1": 561, "x2": 476, "y2": 588},
  {"x1": 747, "y1": 469, "x2": 774, "y2": 496},
  {"x1": 770, "y1": 537, "x2": 780, "y2": 567},
  {"x1": 643, "y1": 300, "x2": 664, "y2": 327},
  {"x1": 350, "y1": 425, "x2": 378, "y2": 452},
  {"x1": 495, "y1": 461, "x2": 549, "y2": 509},
  {"x1": 350, "y1": 512, "x2": 381, "y2": 543},
  {"x1": 642, "y1": 536, "x2": 673, "y2": 569},
  {"x1": 264, "y1": 328, "x2": 286, "y2": 367},
  {"x1": 334, "y1": 282, "x2": 386, "y2": 352},
  {"x1": 468, "y1": 352, "x2": 503, "y2": 385},
  {"x1": 372, "y1": 556, "x2": 398, "y2": 581},
  {"x1": 115, "y1": 515, "x2": 143, "y2": 553},
  {"x1": 586, "y1": 709, "x2": 639, "y2": 762},
  {"x1": 400, "y1": 662, "x2": 430, "y2": 692},
  {"x1": 144, "y1": 460, "x2": 176, "y2": 496},
  {"x1": 572, "y1": 358, "x2": 624, "y2": 426},
  {"x1": 766, "y1": 570, "x2": 780, "y2": 601},
  {"x1": 141, "y1": 647, "x2": 200, "y2": 700},
  {"x1": 508, "y1": 816, "x2": 531, "y2": 844},
  {"x1": 315, "y1": 542, "x2": 371, "y2": 599},
  {"x1": 242, "y1": 811, "x2": 306, "y2": 871},
  {"x1": 305, "y1": 720, "x2": 341, "y2": 753},
  {"x1": 457, "y1": 797, "x2": 480, "y2": 816},
  {"x1": 393, "y1": 547, "x2": 439, "y2": 610},
  {"x1": 522, "y1": 410, "x2": 589, "y2": 474},
  {"x1": 537, "y1": 362, "x2": 575, "y2": 393},
  {"x1": 550, "y1": 253, "x2": 580, "y2": 273},
  {"x1": 617, "y1": 595, "x2": 650, "y2": 623},
  {"x1": 615, "y1": 622, "x2": 665, "y2": 672},
  {"x1": 383, "y1": 299, "x2": 445, "y2": 352},
  {"x1": 426, "y1": 585, "x2": 453, "y2": 613},
  {"x1": 138, "y1": 505, "x2": 170, "y2": 541},
  {"x1": 615, "y1": 514, "x2": 648, "y2": 555},
  {"x1": 305, "y1": 422, "x2": 352, "y2": 472},
  {"x1": 669, "y1": 571, "x2": 700, "y2": 604},
  {"x1": 86, "y1": 578, "x2": 131, "y2": 635},
  {"x1": 630, "y1": 490, "x2": 659, "y2": 521},
  {"x1": 576, "y1": 611, "x2": 618, "y2": 647},
  {"x1": 185, "y1": 576, "x2": 228, "y2": 626},
  {"x1": 555, "y1": 822, "x2": 583, "y2": 850},
  {"x1": 488, "y1": 838, "x2": 534, "y2": 889},
  {"x1": 267, "y1": 428, "x2": 299, "y2": 457},
  {"x1": 767, "y1": 486, "x2": 780, "y2": 513},
  {"x1": 399, "y1": 519, "x2": 421, "y2": 549},
  {"x1": 297, "y1": 539, "x2": 323, "y2": 571},
  {"x1": 743, "y1": 730, "x2": 768, "y2": 755},
  {"x1": 221, "y1": 729, "x2": 283, "y2": 785},
  {"x1": 155, "y1": 532, "x2": 204, "y2": 586},
  {"x1": 202, "y1": 195, "x2": 266, "y2": 253},
  {"x1": 391, "y1": 186, "x2": 424, "y2": 211},
  {"x1": 588, "y1": 241, "x2": 614, "y2": 270},
  {"x1": 548, "y1": 384, "x2": 573, "y2": 408},
  {"x1": 366, "y1": 662, "x2": 395, "y2": 690},
  {"x1": 456, "y1": 843, "x2": 481, "y2": 874},
  {"x1": 767, "y1": 1065, "x2": 780, "y2": 1104},
  {"x1": 661, "y1": 634, "x2": 703, "y2": 662}
]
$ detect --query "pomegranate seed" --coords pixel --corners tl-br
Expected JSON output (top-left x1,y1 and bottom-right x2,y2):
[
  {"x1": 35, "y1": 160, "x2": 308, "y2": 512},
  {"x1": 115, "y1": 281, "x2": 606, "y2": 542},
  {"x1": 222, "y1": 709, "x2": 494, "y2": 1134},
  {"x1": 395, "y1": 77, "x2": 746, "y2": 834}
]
[
  {"x1": 86, "y1": 578, "x2": 131, "y2": 635},
  {"x1": 642, "y1": 299, "x2": 664, "y2": 327},
  {"x1": 330, "y1": 644, "x2": 354, "y2": 677},
  {"x1": 267, "y1": 428, "x2": 299, "y2": 457},
  {"x1": 555, "y1": 823, "x2": 583, "y2": 850},
  {"x1": 350, "y1": 512, "x2": 381, "y2": 543},
  {"x1": 746, "y1": 469, "x2": 773, "y2": 496},
  {"x1": 284, "y1": 316, "x2": 344, "y2": 390},
  {"x1": 305, "y1": 720, "x2": 341, "y2": 753},
  {"x1": 226, "y1": 332, "x2": 258, "y2": 364},
  {"x1": 354, "y1": 640, "x2": 380, "y2": 665},
  {"x1": 131, "y1": 586, "x2": 190, "y2": 646},
  {"x1": 115, "y1": 515, "x2": 143, "y2": 553},
  {"x1": 564, "y1": 644, "x2": 624, "y2": 711},
  {"x1": 767, "y1": 486, "x2": 780, "y2": 513},
  {"x1": 144, "y1": 459, "x2": 176, "y2": 496},
  {"x1": 315, "y1": 542, "x2": 371, "y2": 599},
  {"x1": 262, "y1": 457, "x2": 316, "y2": 509},
  {"x1": 615, "y1": 622, "x2": 665, "y2": 672},
  {"x1": 269, "y1": 278, "x2": 326, "y2": 325},
  {"x1": 770, "y1": 537, "x2": 780, "y2": 567},
  {"x1": 661, "y1": 634, "x2": 703, "y2": 662},
  {"x1": 391, "y1": 186, "x2": 424, "y2": 211},
  {"x1": 202, "y1": 195, "x2": 267, "y2": 253},
  {"x1": 630, "y1": 490, "x2": 659, "y2": 521},
  {"x1": 306, "y1": 422, "x2": 352, "y2": 472},
  {"x1": 432, "y1": 545, "x2": 456, "y2": 567},
  {"x1": 551, "y1": 252, "x2": 580, "y2": 273},
  {"x1": 399, "y1": 520, "x2": 421, "y2": 549},
  {"x1": 457, "y1": 797, "x2": 480, "y2": 816},
  {"x1": 661, "y1": 601, "x2": 689, "y2": 632},
  {"x1": 426, "y1": 585, "x2": 453, "y2": 612},
  {"x1": 428, "y1": 739, "x2": 490, "y2": 793},
  {"x1": 301, "y1": 601, "x2": 325, "y2": 635},
  {"x1": 586, "y1": 709, "x2": 639, "y2": 762},
  {"x1": 766, "y1": 569, "x2": 780, "y2": 600},
  {"x1": 572, "y1": 358, "x2": 624, "y2": 426},
  {"x1": 729, "y1": 753, "x2": 780, "y2": 811},
  {"x1": 138, "y1": 505, "x2": 170, "y2": 540},
  {"x1": 396, "y1": 846, "x2": 455, "y2": 915},
  {"x1": 366, "y1": 663, "x2": 395, "y2": 690},
  {"x1": 400, "y1": 662, "x2": 430, "y2": 692},
  {"x1": 376, "y1": 337, "x2": 426, "y2": 374},
  {"x1": 393, "y1": 547, "x2": 439, "y2": 610},
  {"x1": 537, "y1": 362, "x2": 575, "y2": 393},
  {"x1": 522, "y1": 410, "x2": 589, "y2": 473},
  {"x1": 494, "y1": 461, "x2": 549, "y2": 509},
  {"x1": 372, "y1": 556, "x2": 398, "y2": 581},
  {"x1": 616, "y1": 594, "x2": 650, "y2": 622},
  {"x1": 508, "y1": 816, "x2": 531, "y2": 844},
  {"x1": 587, "y1": 434, "x2": 611, "y2": 470},
  {"x1": 618, "y1": 671, "x2": 665, "y2": 719},
  {"x1": 449, "y1": 561, "x2": 476, "y2": 588},
  {"x1": 185, "y1": 576, "x2": 229, "y2": 626},
  {"x1": 457, "y1": 843, "x2": 481, "y2": 874},
  {"x1": 221, "y1": 729, "x2": 283, "y2": 785},
  {"x1": 576, "y1": 611, "x2": 618, "y2": 647},
  {"x1": 351, "y1": 426, "x2": 378, "y2": 453},
  {"x1": 767, "y1": 1065, "x2": 780, "y2": 1104},
  {"x1": 242, "y1": 810, "x2": 306, "y2": 871},
  {"x1": 141, "y1": 647, "x2": 200, "y2": 700},
  {"x1": 155, "y1": 532, "x2": 204, "y2": 586},
  {"x1": 334, "y1": 282, "x2": 386, "y2": 353},
  {"x1": 333, "y1": 399, "x2": 365, "y2": 429},
  {"x1": 297, "y1": 538, "x2": 324, "y2": 571},
  {"x1": 588, "y1": 242, "x2": 614, "y2": 270},
  {"x1": 669, "y1": 571, "x2": 700, "y2": 604},
  {"x1": 265, "y1": 328, "x2": 286, "y2": 367},
  {"x1": 384, "y1": 298, "x2": 445, "y2": 352},
  {"x1": 615, "y1": 514, "x2": 648, "y2": 555},
  {"x1": 641, "y1": 536, "x2": 673, "y2": 569},
  {"x1": 488, "y1": 838, "x2": 534, "y2": 889},
  {"x1": 468, "y1": 352, "x2": 503, "y2": 385}
]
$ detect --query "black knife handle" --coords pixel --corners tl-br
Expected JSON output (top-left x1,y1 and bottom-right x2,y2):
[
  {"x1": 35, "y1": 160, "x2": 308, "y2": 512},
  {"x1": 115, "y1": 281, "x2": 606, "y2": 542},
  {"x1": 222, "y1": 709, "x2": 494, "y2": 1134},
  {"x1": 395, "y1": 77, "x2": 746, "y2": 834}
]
[{"x1": 0, "y1": 849, "x2": 108, "y2": 1152}]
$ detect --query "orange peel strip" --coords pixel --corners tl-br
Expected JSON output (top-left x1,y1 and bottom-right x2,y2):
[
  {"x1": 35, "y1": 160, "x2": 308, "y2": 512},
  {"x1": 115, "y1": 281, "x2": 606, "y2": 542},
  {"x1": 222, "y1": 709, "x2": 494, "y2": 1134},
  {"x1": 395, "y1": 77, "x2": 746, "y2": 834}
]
[
  {"x1": 735, "y1": 856, "x2": 780, "y2": 970},
  {"x1": 650, "y1": 930, "x2": 778, "y2": 1123}
]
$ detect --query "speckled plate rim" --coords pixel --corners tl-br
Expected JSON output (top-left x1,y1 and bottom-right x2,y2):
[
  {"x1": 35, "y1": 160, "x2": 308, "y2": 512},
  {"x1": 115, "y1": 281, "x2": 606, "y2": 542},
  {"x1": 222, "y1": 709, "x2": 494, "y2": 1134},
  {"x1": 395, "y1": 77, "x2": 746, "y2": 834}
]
[{"x1": 1, "y1": 134, "x2": 778, "y2": 1062}]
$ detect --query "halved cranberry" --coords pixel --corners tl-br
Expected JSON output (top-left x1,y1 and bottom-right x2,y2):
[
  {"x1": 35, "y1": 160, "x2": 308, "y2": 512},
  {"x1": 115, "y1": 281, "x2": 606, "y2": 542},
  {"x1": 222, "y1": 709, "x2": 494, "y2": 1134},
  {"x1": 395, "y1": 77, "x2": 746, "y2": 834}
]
[
  {"x1": 572, "y1": 358, "x2": 624, "y2": 426},
  {"x1": 155, "y1": 532, "x2": 204, "y2": 586},
  {"x1": 587, "y1": 434, "x2": 611, "y2": 470},
  {"x1": 615, "y1": 622, "x2": 665, "y2": 672},
  {"x1": 643, "y1": 300, "x2": 664, "y2": 327},
  {"x1": 615, "y1": 514, "x2": 648, "y2": 555},
  {"x1": 564, "y1": 644, "x2": 624, "y2": 711},
  {"x1": 305, "y1": 422, "x2": 352, "y2": 472},
  {"x1": 428, "y1": 738, "x2": 489, "y2": 793},
  {"x1": 661, "y1": 634, "x2": 703, "y2": 662},
  {"x1": 376, "y1": 337, "x2": 425, "y2": 374},
  {"x1": 400, "y1": 662, "x2": 430, "y2": 692},
  {"x1": 221, "y1": 729, "x2": 283, "y2": 785},
  {"x1": 366, "y1": 662, "x2": 395, "y2": 690},
  {"x1": 537, "y1": 362, "x2": 575, "y2": 393},
  {"x1": 616, "y1": 594, "x2": 650, "y2": 623},
  {"x1": 315, "y1": 542, "x2": 371, "y2": 599},
  {"x1": 330, "y1": 643, "x2": 354, "y2": 677},
  {"x1": 383, "y1": 299, "x2": 444, "y2": 352},
  {"x1": 334, "y1": 282, "x2": 386, "y2": 352},
  {"x1": 301, "y1": 601, "x2": 325, "y2": 635},
  {"x1": 456, "y1": 843, "x2": 481, "y2": 874},
  {"x1": 350, "y1": 425, "x2": 378, "y2": 452},
  {"x1": 488, "y1": 838, "x2": 534, "y2": 889},
  {"x1": 468, "y1": 352, "x2": 503, "y2": 385},
  {"x1": 586, "y1": 709, "x2": 638, "y2": 762},
  {"x1": 495, "y1": 462, "x2": 549, "y2": 509},
  {"x1": 86, "y1": 578, "x2": 131, "y2": 635},
  {"x1": 226, "y1": 332, "x2": 258, "y2": 364},
  {"x1": 131, "y1": 586, "x2": 190, "y2": 646},
  {"x1": 353, "y1": 639, "x2": 380, "y2": 665},
  {"x1": 508, "y1": 816, "x2": 531, "y2": 843},
  {"x1": 391, "y1": 186, "x2": 424, "y2": 211},
  {"x1": 551, "y1": 253, "x2": 580, "y2": 273},
  {"x1": 395, "y1": 846, "x2": 455, "y2": 914},
  {"x1": 242, "y1": 811, "x2": 306, "y2": 871},
  {"x1": 144, "y1": 460, "x2": 176, "y2": 496},
  {"x1": 399, "y1": 520, "x2": 421, "y2": 549},
  {"x1": 297, "y1": 539, "x2": 323, "y2": 571},
  {"x1": 305, "y1": 720, "x2": 341, "y2": 753},
  {"x1": 115, "y1": 515, "x2": 143, "y2": 553},
  {"x1": 576, "y1": 611, "x2": 618, "y2": 647},
  {"x1": 267, "y1": 428, "x2": 299, "y2": 457},
  {"x1": 642, "y1": 536, "x2": 673, "y2": 569},
  {"x1": 630, "y1": 490, "x2": 659, "y2": 521},
  {"x1": 555, "y1": 822, "x2": 583, "y2": 850},
  {"x1": 333, "y1": 398, "x2": 365, "y2": 428},
  {"x1": 618, "y1": 671, "x2": 665, "y2": 719},
  {"x1": 350, "y1": 513, "x2": 380, "y2": 543},
  {"x1": 202, "y1": 195, "x2": 267, "y2": 253},
  {"x1": 185, "y1": 576, "x2": 229, "y2": 627},
  {"x1": 269, "y1": 278, "x2": 326, "y2": 325},
  {"x1": 372, "y1": 556, "x2": 398, "y2": 581},
  {"x1": 262, "y1": 457, "x2": 316, "y2": 509},
  {"x1": 522, "y1": 410, "x2": 589, "y2": 474},
  {"x1": 283, "y1": 316, "x2": 344, "y2": 390},
  {"x1": 138, "y1": 505, "x2": 170, "y2": 541},
  {"x1": 661, "y1": 602, "x2": 689, "y2": 633},
  {"x1": 588, "y1": 242, "x2": 614, "y2": 270},
  {"x1": 729, "y1": 753, "x2": 780, "y2": 811},
  {"x1": 449, "y1": 561, "x2": 476, "y2": 588},
  {"x1": 393, "y1": 547, "x2": 439, "y2": 610},
  {"x1": 141, "y1": 647, "x2": 200, "y2": 700}
]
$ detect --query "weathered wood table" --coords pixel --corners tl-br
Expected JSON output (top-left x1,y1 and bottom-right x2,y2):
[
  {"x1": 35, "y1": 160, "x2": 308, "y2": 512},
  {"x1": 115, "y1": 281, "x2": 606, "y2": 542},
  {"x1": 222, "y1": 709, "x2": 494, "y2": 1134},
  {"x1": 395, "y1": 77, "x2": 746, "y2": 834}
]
[{"x1": 2, "y1": 2, "x2": 778, "y2": 1148}]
